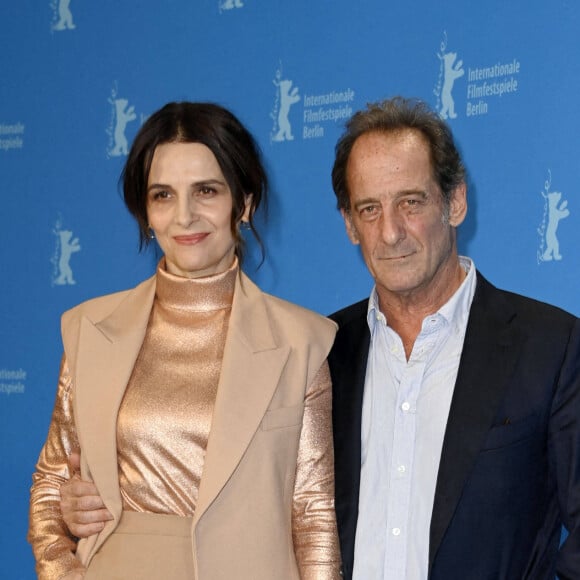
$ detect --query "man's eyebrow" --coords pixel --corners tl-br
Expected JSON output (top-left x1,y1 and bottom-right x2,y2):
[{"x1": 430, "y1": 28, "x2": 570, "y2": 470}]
[
  {"x1": 397, "y1": 189, "x2": 428, "y2": 198},
  {"x1": 353, "y1": 197, "x2": 380, "y2": 210},
  {"x1": 352, "y1": 190, "x2": 428, "y2": 210}
]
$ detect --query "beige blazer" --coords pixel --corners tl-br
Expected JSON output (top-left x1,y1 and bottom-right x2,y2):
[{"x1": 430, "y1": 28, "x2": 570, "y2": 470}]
[{"x1": 62, "y1": 271, "x2": 337, "y2": 578}]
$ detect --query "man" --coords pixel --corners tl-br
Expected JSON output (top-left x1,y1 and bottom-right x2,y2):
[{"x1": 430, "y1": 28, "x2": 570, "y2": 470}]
[
  {"x1": 59, "y1": 97, "x2": 580, "y2": 579},
  {"x1": 328, "y1": 97, "x2": 580, "y2": 579}
]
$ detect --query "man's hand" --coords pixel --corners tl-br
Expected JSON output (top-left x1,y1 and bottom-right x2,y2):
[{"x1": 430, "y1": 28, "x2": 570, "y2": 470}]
[{"x1": 60, "y1": 451, "x2": 113, "y2": 538}]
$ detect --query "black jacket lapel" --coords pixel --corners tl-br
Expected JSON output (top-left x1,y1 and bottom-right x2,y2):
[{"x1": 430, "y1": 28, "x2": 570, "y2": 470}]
[{"x1": 429, "y1": 273, "x2": 520, "y2": 573}]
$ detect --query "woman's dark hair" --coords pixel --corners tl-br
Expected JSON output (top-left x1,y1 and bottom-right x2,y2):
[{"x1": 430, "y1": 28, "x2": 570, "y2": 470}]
[{"x1": 123, "y1": 101, "x2": 268, "y2": 264}]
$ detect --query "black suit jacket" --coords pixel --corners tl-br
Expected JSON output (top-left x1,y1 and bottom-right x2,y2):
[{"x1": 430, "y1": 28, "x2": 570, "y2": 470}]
[{"x1": 329, "y1": 273, "x2": 580, "y2": 580}]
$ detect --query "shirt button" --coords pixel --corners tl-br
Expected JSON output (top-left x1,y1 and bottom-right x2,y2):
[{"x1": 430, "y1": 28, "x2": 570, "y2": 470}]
[
  {"x1": 401, "y1": 402, "x2": 411, "y2": 412},
  {"x1": 392, "y1": 527, "x2": 401, "y2": 536},
  {"x1": 397, "y1": 465, "x2": 406, "y2": 474}
]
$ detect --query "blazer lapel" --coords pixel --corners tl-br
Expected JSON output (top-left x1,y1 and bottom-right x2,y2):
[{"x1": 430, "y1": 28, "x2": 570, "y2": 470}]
[
  {"x1": 429, "y1": 274, "x2": 520, "y2": 572},
  {"x1": 193, "y1": 273, "x2": 290, "y2": 524},
  {"x1": 73, "y1": 276, "x2": 156, "y2": 522}
]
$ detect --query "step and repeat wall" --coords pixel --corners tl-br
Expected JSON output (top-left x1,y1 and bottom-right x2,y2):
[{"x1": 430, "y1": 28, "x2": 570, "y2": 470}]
[{"x1": 2, "y1": 1, "x2": 579, "y2": 575}]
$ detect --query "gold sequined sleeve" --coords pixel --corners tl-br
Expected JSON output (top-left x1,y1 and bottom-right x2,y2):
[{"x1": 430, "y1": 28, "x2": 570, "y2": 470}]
[
  {"x1": 292, "y1": 360, "x2": 342, "y2": 579},
  {"x1": 28, "y1": 355, "x2": 86, "y2": 580}
]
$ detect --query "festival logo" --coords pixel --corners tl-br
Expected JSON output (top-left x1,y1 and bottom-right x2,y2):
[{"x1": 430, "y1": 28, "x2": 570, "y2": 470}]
[
  {"x1": 51, "y1": 217, "x2": 81, "y2": 285},
  {"x1": 434, "y1": 31, "x2": 464, "y2": 120},
  {"x1": 269, "y1": 62, "x2": 355, "y2": 143},
  {"x1": 271, "y1": 65, "x2": 301, "y2": 142},
  {"x1": 434, "y1": 31, "x2": 522, "y2": 118},
  {"x1": 106, "y1": 85, "x2": 138, "y2": 158},
  {"x1": 0, "y1": 122, "x2": 25, "y2": 152},
  {"x1": 537, "y1": 170, "x2": 570, "y2": 263},
  {"x1": 0, "y1": 368, "x2": 26, "y2": 395},
  {"x1": 220, "y1": 0, "x2": 244, "y2": 11},
  {"x1": 50, "y1": 0, "x2": 76, "y2": 32}
]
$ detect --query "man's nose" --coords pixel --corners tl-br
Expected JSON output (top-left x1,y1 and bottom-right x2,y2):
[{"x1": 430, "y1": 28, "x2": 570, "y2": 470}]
[{"x1": 380, "y1": 208, "x2": 405, "y2": 245}]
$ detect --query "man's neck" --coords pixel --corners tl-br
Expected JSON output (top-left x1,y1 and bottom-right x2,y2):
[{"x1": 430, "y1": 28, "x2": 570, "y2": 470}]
[{"x1": 377, "y1": 260, "x2": 467, "y2": 359}]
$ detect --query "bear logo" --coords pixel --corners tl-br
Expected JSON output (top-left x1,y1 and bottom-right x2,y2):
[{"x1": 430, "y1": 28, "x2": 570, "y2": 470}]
[
  {"x1": 108, "y1": 98, "x2": 137, "y2": 157},
  {"x1": 220, "y1": 0, "x2": 244, "y2": 9},
  {"x1": 54, "y1": 229, "x2": 81, "y2": 285},
  {"x1": 272, "y1": 78, "x2": 300, "y2": 142},
  {"x1": 439, "y1": 51, "x2": 464, "y2": 119},
  {"x1": 53, "y1": 0, "x2": 75, "y2": 31},
  {"x1": 541, "y1": 190, "x2": 569, "y2": 261}
]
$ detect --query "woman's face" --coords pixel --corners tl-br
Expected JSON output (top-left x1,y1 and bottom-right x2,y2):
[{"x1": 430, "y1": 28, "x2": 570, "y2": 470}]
[{"x1": 146, "y1": 142, "x2": 247, "y2": 279}]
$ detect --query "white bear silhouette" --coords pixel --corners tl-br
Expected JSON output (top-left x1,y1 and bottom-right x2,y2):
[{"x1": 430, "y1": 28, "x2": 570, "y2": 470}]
[
  {"x1": 439, "y1": 52, "x2": 464, "y2": 119},
  {"x1": 109, "y1": 99, "x2": 137, "y2": 157},
  {"x1": 542, "y1": 191, "x2": 569, "y2": 261},
  {"x1": 54, "y1": 0, "x2": 75, "y2": 31},
  {"x1": 221, "y1": 0, "x2": 244, "y2": 9},
  {"x1": 55, "y1": 230, "x2": 81, "y2": 285},
  {"x1": 272, "y1": 79, "x2": 300, "y2": 142}
]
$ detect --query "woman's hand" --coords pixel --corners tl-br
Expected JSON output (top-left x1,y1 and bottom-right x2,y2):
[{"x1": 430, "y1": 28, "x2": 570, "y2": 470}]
[{"x1": 60, "y1": 451, "x2": 113, "y2": 538}]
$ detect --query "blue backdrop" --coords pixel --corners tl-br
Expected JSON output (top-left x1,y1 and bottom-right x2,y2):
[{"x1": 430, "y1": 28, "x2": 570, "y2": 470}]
[{"x1": 2, "y1": 1, "x2": 579, "y2": 576}]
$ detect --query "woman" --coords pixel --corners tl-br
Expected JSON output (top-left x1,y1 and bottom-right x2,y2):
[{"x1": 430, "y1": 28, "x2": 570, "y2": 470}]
[{"x1": 28, "y1": 102, "x2": 340, "y2": 579}]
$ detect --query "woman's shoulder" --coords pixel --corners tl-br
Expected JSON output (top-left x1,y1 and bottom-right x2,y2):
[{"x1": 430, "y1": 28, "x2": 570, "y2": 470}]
[
  {"x1": 264, "y1": 292, "x2": 335, "y2": 331},
  {"x1": 239, "y1": 272, "x2": 336, "y2": 334},
  {"x1": 258, "y1": 295, "x2": 337, "y2": 353},
  {"x1": 62, "y1": 275, "x2": 156, "y2": 326},
  {"x1": 256, "y1": 292, "x2": 336, "y2": 368}
]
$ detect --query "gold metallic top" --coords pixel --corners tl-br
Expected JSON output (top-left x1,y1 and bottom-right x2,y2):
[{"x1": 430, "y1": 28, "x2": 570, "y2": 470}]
[
  {"x1": 28, "y1": 259, "x2": 341, "y2": 579},
  {"x1": 292, "y1": 361, "x2": 342, "y2": 579},
  {"x1": 117, "y1": 258, "x2": 235, "y2": 515},
  {"x1": 28, "y1": 357, "x2": 83, "y2": 580}
]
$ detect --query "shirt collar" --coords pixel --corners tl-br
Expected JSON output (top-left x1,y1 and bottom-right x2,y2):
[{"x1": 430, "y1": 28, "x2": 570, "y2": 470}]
[{"x1": 367, "y1": 256, "x2": 476, "y2": 333}]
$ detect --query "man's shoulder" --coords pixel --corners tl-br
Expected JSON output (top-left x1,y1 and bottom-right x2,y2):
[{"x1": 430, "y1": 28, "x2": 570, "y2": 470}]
[
  {"x1": 475, "y1": 272, "x2": 577, "y2": 328},
  {"x1": 329, "y1": 298, "x2": 369, "y2": 328},
  {"x1": 328, "y1": 299, "x2": 371, "y2": 364}
]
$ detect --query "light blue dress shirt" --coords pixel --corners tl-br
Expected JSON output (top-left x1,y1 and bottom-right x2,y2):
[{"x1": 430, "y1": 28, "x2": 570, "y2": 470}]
[{"x1": 353, "y1": 257, "x2": 477, "y2": 580}]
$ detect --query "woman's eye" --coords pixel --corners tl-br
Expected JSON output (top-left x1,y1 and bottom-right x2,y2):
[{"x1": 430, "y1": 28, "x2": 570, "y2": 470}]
[
  {"x1": 151, "y1": 190, "x2": 170, "y2": 201},
  {"x1": 199, "y1": 186, "x2": 217, "y2": 196}
]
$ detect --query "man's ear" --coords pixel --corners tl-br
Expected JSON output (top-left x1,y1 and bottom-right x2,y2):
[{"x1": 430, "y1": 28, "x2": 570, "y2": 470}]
[
  {"x1": 448, "y1": 182, "x2": 467, "y2": 227},
  {"x1": 341, "y1": 209, "x2": 360, "y2": 245}
]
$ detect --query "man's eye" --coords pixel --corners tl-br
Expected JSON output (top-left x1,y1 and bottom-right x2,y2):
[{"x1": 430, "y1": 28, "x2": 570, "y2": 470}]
[
  {"x1": 358, "y1": 206, "x2": 380, "y2": 221},
  {"x1": 402, "y1": 198, "x2": 422, "y2": 208}
]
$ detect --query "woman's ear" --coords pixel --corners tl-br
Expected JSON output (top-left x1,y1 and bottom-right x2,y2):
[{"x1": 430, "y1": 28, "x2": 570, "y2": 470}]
[{"x1": 241, "y1": 193, "x2": 253, "y2": 223}]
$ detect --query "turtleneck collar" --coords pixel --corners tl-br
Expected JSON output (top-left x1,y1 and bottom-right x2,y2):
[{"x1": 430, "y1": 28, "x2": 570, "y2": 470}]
[{"x1": 155, "y1": 257, "x2": 238, "y2": 312}]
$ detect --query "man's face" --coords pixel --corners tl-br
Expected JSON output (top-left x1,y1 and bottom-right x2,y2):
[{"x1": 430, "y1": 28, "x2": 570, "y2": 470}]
[{"x1": 341, "y1": 130, "x2": 467, "y2": 306}]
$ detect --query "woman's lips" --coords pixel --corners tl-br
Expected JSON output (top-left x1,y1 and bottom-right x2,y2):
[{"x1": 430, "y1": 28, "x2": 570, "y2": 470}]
[{"x1": 173, "y1": 233, "x2": 209, "y2": 245}]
